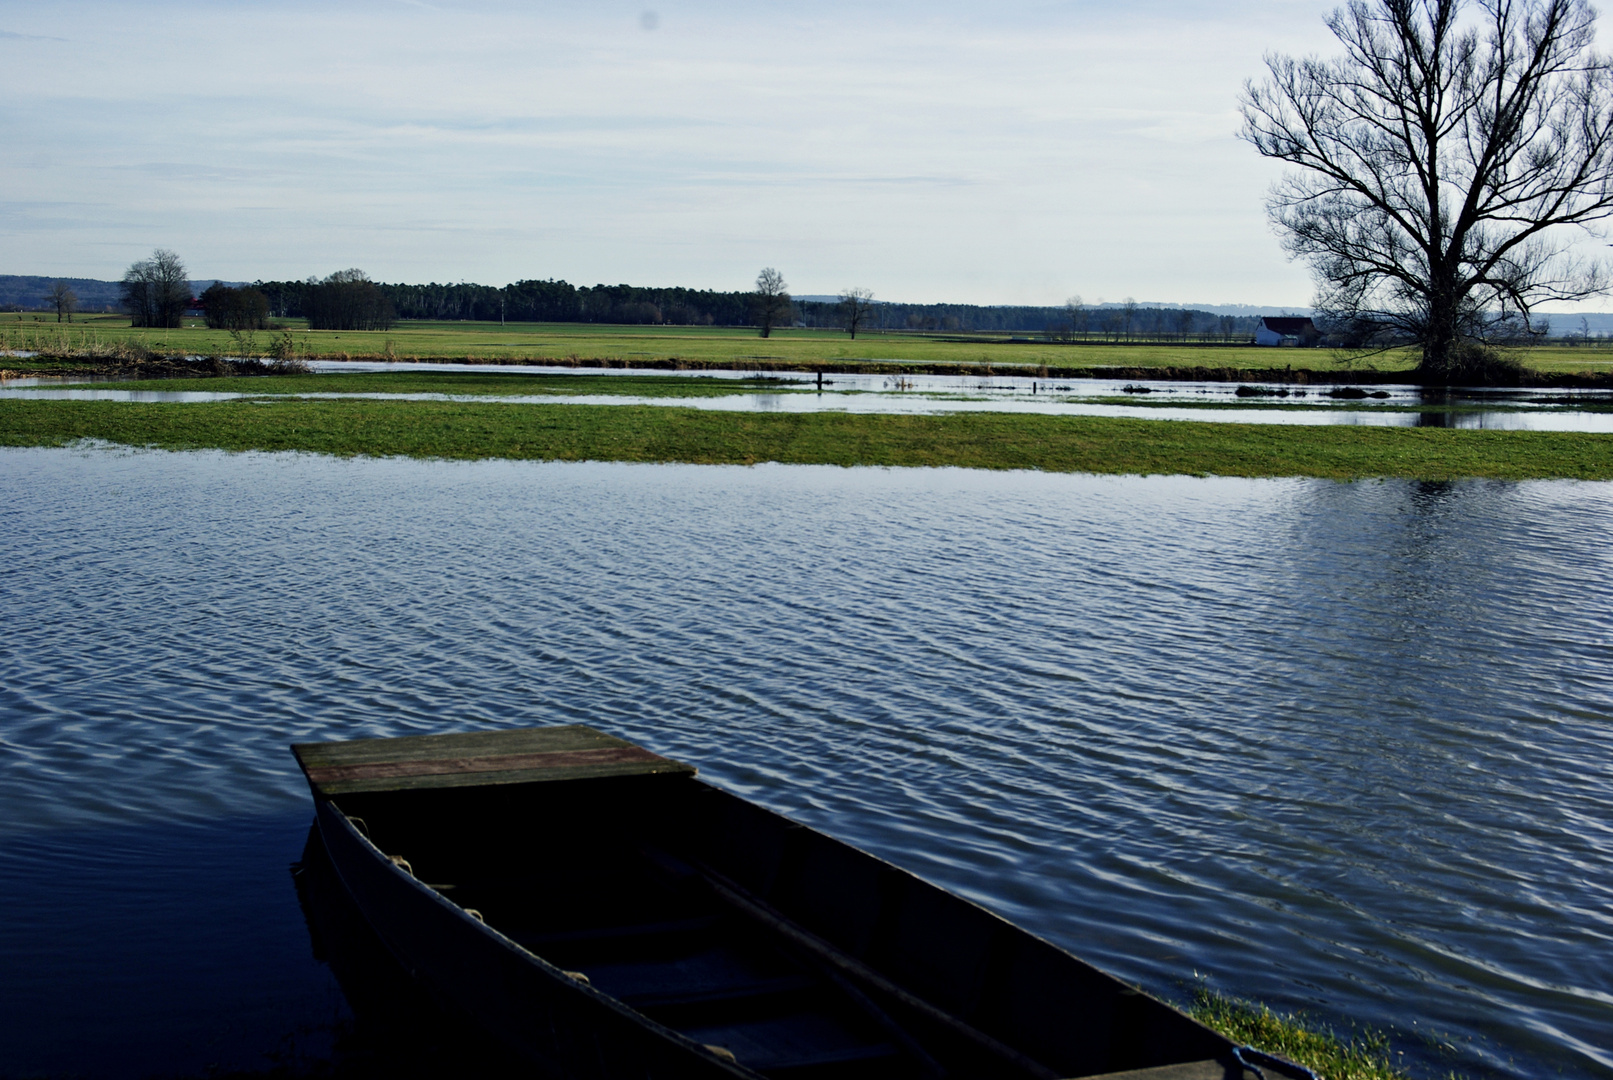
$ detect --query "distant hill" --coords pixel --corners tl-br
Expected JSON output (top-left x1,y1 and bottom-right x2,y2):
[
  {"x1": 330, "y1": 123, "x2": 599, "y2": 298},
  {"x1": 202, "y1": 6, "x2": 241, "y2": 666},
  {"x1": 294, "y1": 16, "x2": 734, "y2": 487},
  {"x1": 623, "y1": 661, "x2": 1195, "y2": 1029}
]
[
  {"x1": 1156, "y1": 302, "x2": 1315, "y2": 318},
  {"x1": 1152, "y1": 301, "x2": 1613, "y2": 334},
  {"x1": 1534, "y1": 311, "x2": 1613, "y2": 336},
  {"x1": 0, "y1": 275, "x2": 244, "y2": 313},
  {"x1": 798, "y1": 297, "x2": 1314, "y2": 317},
  {"x1": 1, "y1": 276, "x2": 127, "y2": 313}
]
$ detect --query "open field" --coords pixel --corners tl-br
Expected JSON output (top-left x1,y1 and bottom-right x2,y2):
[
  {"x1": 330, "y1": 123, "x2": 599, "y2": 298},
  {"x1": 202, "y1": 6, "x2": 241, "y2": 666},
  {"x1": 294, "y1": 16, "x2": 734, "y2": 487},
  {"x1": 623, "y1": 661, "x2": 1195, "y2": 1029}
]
[
  {"x1": 0, "y1": 312, "x2": 1424, "y2": 372},
  {"x1": 10, "y1": 313, "x2": 1613, "y2": 382},
  {"x1": 4, "y1": 397, "x2": 1611, "y2": 479}
]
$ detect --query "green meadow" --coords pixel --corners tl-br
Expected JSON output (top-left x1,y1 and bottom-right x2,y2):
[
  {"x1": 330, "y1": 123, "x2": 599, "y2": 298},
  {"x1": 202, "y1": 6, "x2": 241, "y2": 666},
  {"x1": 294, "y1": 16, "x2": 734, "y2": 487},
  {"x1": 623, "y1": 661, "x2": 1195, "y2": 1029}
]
[
  {"x1": 4, "y1": 395, "x2": 1610, "y2": 480},
  {"x1": 8, "y1": 310, "x2": 1613, "y2": 375},
  {"x1": 0, "y1": 311, "x2": 1415, "y2": 372}
]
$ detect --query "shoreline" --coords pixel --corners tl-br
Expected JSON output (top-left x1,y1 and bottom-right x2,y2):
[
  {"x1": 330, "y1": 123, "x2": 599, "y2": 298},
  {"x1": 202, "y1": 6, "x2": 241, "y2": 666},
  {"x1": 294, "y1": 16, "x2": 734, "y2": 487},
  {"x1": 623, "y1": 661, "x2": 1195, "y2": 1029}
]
[{"x1": 7, "y1": 351, "x2": 1613, "y2": 389}]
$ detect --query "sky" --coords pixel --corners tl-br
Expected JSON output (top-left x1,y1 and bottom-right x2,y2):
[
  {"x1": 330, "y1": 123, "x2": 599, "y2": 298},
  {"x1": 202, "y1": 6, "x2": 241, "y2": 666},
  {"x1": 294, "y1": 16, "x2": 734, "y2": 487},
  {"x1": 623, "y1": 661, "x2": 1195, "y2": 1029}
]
[{"x1": 0, "y1": 0, "x2": 1607, "y2": 309}]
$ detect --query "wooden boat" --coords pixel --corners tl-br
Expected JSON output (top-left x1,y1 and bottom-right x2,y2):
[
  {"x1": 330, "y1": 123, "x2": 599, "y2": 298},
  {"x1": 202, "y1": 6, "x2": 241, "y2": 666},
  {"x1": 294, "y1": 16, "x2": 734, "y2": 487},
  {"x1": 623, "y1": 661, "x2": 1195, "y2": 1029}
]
[{"x1": 292, "y1": 725, "x2": 1305, "y2": 1080}]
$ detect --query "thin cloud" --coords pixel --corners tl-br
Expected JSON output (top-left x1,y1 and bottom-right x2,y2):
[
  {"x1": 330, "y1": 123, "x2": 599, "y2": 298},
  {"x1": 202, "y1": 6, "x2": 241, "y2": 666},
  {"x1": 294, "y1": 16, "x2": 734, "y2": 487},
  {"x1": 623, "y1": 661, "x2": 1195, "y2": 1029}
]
[
  {"x1": 0, "y1": 29, "x2": 68, "y2": 42},
  {"x1": 0, "y1": 1, "x2": 1354, "y2": 303}
]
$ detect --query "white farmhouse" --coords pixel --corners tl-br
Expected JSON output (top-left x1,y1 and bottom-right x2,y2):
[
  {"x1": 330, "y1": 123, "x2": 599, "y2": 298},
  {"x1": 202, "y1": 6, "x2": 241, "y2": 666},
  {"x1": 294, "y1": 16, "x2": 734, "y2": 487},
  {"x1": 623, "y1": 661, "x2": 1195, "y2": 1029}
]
[{"x1": 1253, "y1": 316, "x2": 1320, "y2": 346}]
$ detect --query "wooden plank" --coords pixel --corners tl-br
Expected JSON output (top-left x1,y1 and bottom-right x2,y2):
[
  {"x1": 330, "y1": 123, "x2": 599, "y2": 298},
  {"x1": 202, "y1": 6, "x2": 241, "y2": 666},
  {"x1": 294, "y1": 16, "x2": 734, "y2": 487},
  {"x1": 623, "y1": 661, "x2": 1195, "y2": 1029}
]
[
  {"x1": 294, "y1": 723, "x2": 629, "y2": 769},
  {"x1": 304, "y1": 746, "x2": 666, "y2": 786},
  {"x1": 292, "y1": 724, "x2": 695, "y2": 796}
]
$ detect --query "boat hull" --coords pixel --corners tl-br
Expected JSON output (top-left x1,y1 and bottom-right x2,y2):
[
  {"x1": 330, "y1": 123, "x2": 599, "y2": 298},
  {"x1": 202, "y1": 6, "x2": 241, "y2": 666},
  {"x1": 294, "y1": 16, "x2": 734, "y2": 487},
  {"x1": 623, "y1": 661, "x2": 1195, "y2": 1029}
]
[{"x1": 295, "y1": 726, "x2": 1274, "y2": 1080}]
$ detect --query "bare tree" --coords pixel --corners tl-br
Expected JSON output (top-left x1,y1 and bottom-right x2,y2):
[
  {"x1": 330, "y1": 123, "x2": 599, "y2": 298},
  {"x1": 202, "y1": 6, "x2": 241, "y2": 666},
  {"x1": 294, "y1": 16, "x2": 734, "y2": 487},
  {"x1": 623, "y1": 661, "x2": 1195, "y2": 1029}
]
[
  {"x1": 47, "y1": 282, "x2": 77, "y2": 323},
  {"x1": 1120, "y1": 297, "x2": 1138, "y2": 341},
  {"x1": 120, "y1": 249, "x2": 190, "y2": 328},
  {"x1": 1174, "y1": 308, "x2": 1195, "y2": 341},
  {"x1": 1144, "y1": 306, "x2": 1165, "y2": 341},
  {"x1": 1101, "y1": 308, "x2": 1124, "y2": 342},
  {"x1": 752, "y1": 267, "x2": 791, "y2": 338},
  {"x1": 1065, "y1": 295, "x2": 1087, "y2": 342},
  {"x1": 839, "y1": 287, "x2": 875, "y2": 339},
  {"x1": 1242, "y1": 0, "x2": 1613, "y2": 381}
]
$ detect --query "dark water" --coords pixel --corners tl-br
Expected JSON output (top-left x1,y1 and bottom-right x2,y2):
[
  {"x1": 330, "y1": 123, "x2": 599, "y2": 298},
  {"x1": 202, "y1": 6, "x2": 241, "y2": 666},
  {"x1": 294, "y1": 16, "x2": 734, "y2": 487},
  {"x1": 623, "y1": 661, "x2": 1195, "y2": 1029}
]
[{"x1": 2, "y1": 446, "x2": 1610, "y2": 1079}]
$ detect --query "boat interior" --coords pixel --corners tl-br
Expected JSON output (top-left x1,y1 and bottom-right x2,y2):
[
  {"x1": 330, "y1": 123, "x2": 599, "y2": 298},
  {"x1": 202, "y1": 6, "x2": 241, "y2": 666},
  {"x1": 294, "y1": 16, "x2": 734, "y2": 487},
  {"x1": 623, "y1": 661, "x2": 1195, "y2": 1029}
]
[{"x1": 327, "y1": 772, "x2": 1243, "y2": 1080}]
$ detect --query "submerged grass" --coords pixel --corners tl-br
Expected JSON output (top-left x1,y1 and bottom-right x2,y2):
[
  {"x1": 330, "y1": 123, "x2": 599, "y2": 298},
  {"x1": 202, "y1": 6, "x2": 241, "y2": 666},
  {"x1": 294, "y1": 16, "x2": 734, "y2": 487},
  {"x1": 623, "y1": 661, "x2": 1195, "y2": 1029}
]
[
  {"x1": 1188, "y1": 990, "x2": 1420, "y2": 1080},
  {"x1": 3, "y1": 397, "x2": 1611, "y2": 479}
]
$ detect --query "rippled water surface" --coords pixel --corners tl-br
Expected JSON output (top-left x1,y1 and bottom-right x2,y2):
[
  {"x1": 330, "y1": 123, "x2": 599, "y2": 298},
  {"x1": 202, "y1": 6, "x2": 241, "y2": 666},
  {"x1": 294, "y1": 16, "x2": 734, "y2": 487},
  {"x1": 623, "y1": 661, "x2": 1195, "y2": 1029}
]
[{"x1": 2, "y1": 447, "x2": 1611, "y2": 1079}]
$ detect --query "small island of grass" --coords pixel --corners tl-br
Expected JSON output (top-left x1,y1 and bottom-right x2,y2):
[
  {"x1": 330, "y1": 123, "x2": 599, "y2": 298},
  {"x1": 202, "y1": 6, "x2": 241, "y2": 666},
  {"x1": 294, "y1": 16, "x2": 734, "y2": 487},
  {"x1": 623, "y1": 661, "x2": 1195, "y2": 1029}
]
[{"x1": 3, "y1": 392, "x2": 1611, "y2": 481}]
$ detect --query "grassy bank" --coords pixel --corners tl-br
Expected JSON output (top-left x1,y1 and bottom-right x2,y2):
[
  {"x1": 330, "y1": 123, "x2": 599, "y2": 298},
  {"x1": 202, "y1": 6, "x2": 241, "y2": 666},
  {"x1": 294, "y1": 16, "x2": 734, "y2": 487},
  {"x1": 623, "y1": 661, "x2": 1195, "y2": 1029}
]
[
  {"x1": 1188, "y1": 990, "x2": 1416, "y2": 1080},
  {"x1": 3, "y1": 398, "x2": 1610, "y2": 479}
]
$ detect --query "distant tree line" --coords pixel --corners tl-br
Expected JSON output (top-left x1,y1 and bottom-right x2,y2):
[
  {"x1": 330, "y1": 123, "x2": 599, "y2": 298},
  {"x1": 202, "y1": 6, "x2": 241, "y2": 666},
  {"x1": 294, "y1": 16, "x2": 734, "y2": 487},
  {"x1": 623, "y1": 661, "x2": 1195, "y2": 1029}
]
[
  {"x1": 246, "y1": 274, "x2": 1263, "y2": 339},
  {"x1": 250, "y1": 278, "x2": 747, "y2": 326},
  {"x1": 794, "y1": 297, "x2": 1264, "y2": 343},
  {"x1": 246, "y1": 271, "x2": 396, "y2": 330},
  {"x1": 108, "y1": 252, "x2": 1266, "y2": 341},
  {"x1": 302, "y1": 270, "x2": 396, "y2": 331},
  {"x1": 200, "y1": 283, "x2": 270, "y2": 331}
]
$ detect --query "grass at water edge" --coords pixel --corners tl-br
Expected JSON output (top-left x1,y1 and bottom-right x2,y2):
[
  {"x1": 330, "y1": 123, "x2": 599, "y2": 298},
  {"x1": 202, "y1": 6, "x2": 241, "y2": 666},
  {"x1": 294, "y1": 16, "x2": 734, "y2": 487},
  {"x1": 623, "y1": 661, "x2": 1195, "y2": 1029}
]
[{"x1": 1188, "y1": 989, "x2": 1450, "y2": 1080}]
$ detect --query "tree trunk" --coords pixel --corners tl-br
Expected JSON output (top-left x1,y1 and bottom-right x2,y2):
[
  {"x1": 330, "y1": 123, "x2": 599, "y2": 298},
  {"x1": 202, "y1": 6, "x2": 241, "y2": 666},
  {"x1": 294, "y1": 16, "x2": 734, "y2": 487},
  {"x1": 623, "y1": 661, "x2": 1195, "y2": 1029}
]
[{"x1": 1418, "y1": 277, "x2": 1460, "y2": 384}]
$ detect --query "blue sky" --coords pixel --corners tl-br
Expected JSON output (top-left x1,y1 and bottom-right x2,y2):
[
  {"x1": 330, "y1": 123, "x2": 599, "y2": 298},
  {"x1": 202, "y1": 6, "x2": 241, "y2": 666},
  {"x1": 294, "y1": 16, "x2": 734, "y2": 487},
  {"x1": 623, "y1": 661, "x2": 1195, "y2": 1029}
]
[{"x1": 2, "y1": 0, "x2": 1602, "y2": 308}]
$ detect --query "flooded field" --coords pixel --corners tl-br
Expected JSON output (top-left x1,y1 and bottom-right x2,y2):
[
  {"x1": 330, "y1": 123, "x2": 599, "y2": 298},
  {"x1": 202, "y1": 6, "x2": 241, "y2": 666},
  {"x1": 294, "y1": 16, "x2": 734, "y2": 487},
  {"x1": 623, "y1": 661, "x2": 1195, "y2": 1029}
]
[{"x1": 3, "y1": 361, "x2": 1611, "y2": 430}]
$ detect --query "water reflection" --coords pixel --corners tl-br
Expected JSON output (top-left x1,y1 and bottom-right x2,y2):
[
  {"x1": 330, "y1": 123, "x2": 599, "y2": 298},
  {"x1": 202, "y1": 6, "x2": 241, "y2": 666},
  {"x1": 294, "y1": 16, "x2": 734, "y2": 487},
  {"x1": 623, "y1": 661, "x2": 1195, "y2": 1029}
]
[
  {"x1": 1263, "y1": 479, "x2": 1613, "y2": 1077},
  {"x1": 1416, "y1": 411, "x2": 1457, "y2": 427},
  {"x1": 292, "y1": 825, "x2": 529, "y2": 1077}
]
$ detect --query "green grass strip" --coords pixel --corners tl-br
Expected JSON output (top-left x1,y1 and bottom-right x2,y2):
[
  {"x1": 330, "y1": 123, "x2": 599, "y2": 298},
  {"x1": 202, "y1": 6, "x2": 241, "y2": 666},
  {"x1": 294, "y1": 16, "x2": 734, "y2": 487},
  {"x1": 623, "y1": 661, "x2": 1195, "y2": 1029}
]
[
  {"x1": 1189, "y1": 990, "x2": 1425, "y2": 1080},
  {"x1": 3, "y1": 398, "x2": 1612, "y2": 479}
]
